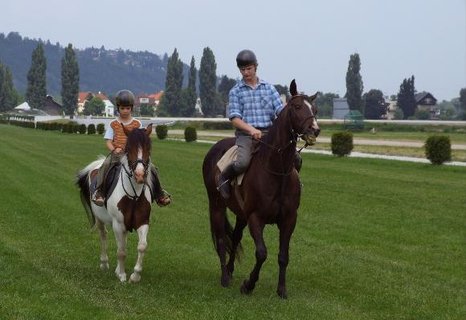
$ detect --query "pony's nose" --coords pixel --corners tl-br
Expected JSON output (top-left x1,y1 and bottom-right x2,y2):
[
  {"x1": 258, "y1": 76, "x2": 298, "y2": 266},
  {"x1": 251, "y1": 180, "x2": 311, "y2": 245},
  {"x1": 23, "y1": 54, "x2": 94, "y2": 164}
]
[
  {"x1": 134, "y1": 170, "x2": 145, "y2": 184},
  {"x1": 314, "y1": 128, "x2": 321, "y2": 137}
]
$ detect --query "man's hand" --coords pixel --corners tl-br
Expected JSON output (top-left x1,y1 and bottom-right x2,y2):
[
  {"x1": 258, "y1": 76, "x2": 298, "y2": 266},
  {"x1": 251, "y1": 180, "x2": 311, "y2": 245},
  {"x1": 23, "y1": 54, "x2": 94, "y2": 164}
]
[{"x1": 250, "y1": 128, "x2": 262, "y2": 140}]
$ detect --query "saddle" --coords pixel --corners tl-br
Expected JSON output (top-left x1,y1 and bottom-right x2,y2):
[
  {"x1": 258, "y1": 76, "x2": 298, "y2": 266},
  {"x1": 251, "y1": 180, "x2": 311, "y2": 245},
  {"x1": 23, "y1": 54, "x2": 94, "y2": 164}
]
[
  {"x1": 216, "y1": 146, "x2": 245, "y2": 185},
  {"x1": 90, "y1": 164, "x2": 122, "y2": 204}
]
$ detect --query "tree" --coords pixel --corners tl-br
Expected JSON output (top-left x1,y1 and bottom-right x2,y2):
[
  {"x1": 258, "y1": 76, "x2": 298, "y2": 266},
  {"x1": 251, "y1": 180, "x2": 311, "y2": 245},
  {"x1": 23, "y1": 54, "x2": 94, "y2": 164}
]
[
  {"x1": 0, "y1": 63, "x2": 19, "y2": 111},
  {"x1": 61, "y1": 43, "x2": 80, "y2": 117},
  {"x1": 199, "y1": 47, "x2": 221, "y2": 117},
  {"x1": 159, "y1": 48, "x2": 183, "y2": 116},
  {"x1": 217, "y1": 75, "x2": 236, "y2": 109},
  {"x1": 363, "y1": 89, "x2": 386, "y2": 119},
  {"x1": 83, "y1": 96, "x2": 105, "y2": 115},
  {"x1": 179, "y1": 56, "x2": 197, "y2": 117},
  {"x1": 397, "y1": 76, "x2": 416, "y2": 119},
  {"x1": 316, "y1": 92, "x2": 339, "y2": 118},
  {"x1": 459, "y1": 88, "x2": 466, "y2": 120},
  {"x1": 345, "y1": 53, "x2": 364, "y2": 112},
  {"x1": 26, "y1": 43, "x2": 47, "y2": 109}
]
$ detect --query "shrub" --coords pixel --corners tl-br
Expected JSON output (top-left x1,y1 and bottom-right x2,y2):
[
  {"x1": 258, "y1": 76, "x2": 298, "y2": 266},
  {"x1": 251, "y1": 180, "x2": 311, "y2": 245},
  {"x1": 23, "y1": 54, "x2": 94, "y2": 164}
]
[
  {"x1": 331, "y1": 131, "x2": 353, "y2": 157},
  {"x1": 424, "y1": 135, "x2": 451, "y2": 165},
  {"x1": 184, "y1": 126, "x2": 197, "y2": 142},
  {"x1": 87, "y1": 124, "x2": 96, "y2": 135},
  {"x1": 78, "y1": 124, "x2": 87, "y2": 134},
  {"x1": 156, "y1": 125, "x2": 168, "y2": 140},
  {"x1": 96, "y1": 123, "x2": 105, "y2": 135}
]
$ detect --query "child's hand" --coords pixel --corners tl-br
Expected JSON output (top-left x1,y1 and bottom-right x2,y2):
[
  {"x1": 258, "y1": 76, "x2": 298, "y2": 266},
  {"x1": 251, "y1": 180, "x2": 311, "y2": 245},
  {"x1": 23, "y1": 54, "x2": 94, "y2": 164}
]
[{"x1": 113, "y1": 147, "x2": 123, "y2": 154}]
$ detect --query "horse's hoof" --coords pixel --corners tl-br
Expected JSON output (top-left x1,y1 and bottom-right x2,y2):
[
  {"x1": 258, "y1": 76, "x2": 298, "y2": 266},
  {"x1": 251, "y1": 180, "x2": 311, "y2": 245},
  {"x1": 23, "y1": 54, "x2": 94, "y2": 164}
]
[
  {"x1": 221, "y1": 275, "x2": 231, "y2": 287},
  {"x1": 100, "y1": 262, "x2": 109, "y2": 271},
  {"x1": 240, "y1": 280, "x2": 253, "y2": 295},
  {"x1": 116, "y1": 273, "x2": 127, "y2": 282},
  {"x1": 129, "y1": 273, "x2": 141, "y2": 283},
  {"x1": 277, "y1": 288, "x2": 288, "y2": 299}
]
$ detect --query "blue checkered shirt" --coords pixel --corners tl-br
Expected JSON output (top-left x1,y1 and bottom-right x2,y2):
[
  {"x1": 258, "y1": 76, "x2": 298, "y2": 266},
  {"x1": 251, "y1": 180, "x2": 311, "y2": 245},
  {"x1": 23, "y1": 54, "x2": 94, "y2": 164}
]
[{"x1": 228, "y1": 78, "x2": 284, "y2": 128}]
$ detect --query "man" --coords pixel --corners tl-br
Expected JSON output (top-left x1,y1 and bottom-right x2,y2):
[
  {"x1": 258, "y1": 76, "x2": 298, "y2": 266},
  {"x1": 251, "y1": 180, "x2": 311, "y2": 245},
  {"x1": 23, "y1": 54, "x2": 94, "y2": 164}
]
[{"x1": 217, "y1": 49, "x2": 284, "y2": 199}]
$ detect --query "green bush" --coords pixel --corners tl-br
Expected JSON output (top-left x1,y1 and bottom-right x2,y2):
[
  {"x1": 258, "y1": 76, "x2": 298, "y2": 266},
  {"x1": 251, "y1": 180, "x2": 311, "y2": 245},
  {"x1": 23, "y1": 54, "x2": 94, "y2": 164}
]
[
  {"x1": 78, "y1": 124, "x2": 87, "y2": 134},
  {"x1": 331, "y1": 131, "x2": 353, "y2": 157},
  {"x1": 184, "y1": 126, "x2": 197, "y2": 142},
  {"x1": 156, "y1": 125, "x2": 168, "y2": 140},
  {"x1": 96, "y1": 123, "x2": 105, "y2": 135},
  {"x1": 424, "y1": 135, "x2": 451, "y2": 165},
  {"x1": 87, "y1": 124, "x2": 96, "y2": 135}
]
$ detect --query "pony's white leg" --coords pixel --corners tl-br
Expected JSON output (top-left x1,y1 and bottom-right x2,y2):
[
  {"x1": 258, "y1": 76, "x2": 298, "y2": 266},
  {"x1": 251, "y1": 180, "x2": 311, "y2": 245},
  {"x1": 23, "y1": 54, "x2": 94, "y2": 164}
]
[
  {"x1": 129, "y1": 224, "x2": 149, "y2": 283},
  {"x1": 112, "y1": 221, "x2": 127, "y2": 282},
  {"x1": 96, "y1": 219, "x2": 109, "y2": 270}
]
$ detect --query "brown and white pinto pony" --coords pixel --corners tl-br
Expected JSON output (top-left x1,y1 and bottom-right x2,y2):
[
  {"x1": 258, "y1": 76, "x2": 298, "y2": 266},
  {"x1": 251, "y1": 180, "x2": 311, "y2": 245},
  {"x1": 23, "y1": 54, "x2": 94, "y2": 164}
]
[{"x1": 77, "y1": 124, "x2": 156, "y2": 283}]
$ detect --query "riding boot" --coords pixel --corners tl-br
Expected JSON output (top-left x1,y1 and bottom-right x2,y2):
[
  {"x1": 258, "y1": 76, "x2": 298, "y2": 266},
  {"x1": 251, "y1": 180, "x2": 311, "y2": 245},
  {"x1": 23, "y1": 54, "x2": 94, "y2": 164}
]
[
  {"x1": 217, "y1": 164, "x2": 238, "y2": 199},
  {"x1": 150, "y1": 165, "x2": 171, "y2": 207}
]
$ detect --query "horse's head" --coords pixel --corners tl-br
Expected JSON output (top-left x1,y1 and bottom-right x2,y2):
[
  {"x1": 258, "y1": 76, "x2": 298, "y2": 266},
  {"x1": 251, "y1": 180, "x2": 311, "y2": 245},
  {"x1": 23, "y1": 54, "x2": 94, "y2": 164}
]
[
  {"x1": 124, "y1": 124, "x2": 153, "y2": 184},
  {"x1": 286, "y1": 79, "x2": 320, "y2": 146}
]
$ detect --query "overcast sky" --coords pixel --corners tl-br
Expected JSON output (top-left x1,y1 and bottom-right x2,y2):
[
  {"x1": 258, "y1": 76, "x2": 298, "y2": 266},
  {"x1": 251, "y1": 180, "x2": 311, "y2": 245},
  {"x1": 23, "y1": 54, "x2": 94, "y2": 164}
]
[{"x1": 2, "y1": 0, "x2": 465, "y2": 101}]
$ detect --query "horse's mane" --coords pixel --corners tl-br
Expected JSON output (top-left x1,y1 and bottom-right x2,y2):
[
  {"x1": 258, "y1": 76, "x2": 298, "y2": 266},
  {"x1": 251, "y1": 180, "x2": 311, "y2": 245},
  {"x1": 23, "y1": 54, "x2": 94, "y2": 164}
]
[
  {"x1": 125, "y1": 128, "x2": 152, "y2": 159},
  {"x1": 256, "y1": 104, "x2": 292, "y2": 156}
]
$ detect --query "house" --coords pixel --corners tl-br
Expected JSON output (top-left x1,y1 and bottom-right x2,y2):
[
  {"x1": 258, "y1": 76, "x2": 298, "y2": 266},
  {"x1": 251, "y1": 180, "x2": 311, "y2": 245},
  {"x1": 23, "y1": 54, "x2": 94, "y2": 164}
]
[
  {"x1": 135, "y1": 91, "x2": 163, "y2": 115},
  {"x1": 415, "y1": 92, "x2": 439, "y2": 119},
  {"x1": 77, "y1": 91, "x2": 115, "y2": 117},
  {"x1": 43, "y1": 95, "x2": 63, "y2": 116},
  {"x1": 332, "y1": 98, "x2": 350, "y2": 119}
]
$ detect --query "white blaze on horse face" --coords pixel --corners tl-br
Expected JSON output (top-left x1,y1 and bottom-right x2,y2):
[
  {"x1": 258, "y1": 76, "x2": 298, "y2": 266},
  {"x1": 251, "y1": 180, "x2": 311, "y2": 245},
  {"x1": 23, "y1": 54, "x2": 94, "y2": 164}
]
[
  {"x1": 134, "y1": 147, "x2": 145, "y2": 184},
  {"x1": 304, "y1": 100, "x2": 320, "y2": 131}
]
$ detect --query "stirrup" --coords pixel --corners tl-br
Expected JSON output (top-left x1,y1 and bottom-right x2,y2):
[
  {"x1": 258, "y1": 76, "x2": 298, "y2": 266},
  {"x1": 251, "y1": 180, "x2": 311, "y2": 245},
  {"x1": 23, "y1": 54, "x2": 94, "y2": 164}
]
[
  {"x1": 217, "y1": 179, "x2": 231, "y2": 199},
  {"x1": 92, "y1": 190, "x2": 105, "y2": 207}
]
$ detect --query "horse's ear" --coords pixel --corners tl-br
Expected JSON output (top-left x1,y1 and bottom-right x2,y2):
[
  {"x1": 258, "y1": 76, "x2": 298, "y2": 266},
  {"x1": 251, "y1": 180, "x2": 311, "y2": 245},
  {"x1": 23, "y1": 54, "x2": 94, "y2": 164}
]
[
  {"x1": 309, "y1": 92, "x2": 318, "y2": 102},
  {"x1": 290, "y1": 79, "x2": 297, "y2": 96},
  {"x1": 145, "y1": 123, "x2": 153, "y2": 136}
]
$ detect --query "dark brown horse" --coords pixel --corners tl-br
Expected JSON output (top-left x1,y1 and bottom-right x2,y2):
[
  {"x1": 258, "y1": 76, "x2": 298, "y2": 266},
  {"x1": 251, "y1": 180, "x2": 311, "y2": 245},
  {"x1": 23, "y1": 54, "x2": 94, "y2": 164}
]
[{"x1": 202, "y1": 80, "x2": 320, "y2": 298}]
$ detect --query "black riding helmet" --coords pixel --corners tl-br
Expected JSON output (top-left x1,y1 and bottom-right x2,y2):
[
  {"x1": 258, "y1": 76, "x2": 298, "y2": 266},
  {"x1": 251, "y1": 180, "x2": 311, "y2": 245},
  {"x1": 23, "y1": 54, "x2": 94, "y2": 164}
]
[
  {"x1": 115, "y1": 89, "x2": 135, "y2": 108},
  {"x1": 236, "y1": 49, "x2": 258, "y2": 68}
]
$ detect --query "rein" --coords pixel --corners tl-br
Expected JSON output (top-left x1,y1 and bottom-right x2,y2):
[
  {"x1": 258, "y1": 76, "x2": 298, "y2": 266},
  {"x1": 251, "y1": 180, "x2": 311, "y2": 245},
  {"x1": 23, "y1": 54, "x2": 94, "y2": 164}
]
[{"x1": 121, "y1": 159, "x2": 147, "y2": 201}]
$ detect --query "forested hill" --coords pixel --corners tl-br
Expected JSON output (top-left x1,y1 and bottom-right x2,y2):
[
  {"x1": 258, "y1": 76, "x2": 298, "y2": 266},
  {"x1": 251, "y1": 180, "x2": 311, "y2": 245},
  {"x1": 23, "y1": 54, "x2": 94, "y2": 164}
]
[{"x1": 0, "y1": 32, "x2": 178, "y2": 96}]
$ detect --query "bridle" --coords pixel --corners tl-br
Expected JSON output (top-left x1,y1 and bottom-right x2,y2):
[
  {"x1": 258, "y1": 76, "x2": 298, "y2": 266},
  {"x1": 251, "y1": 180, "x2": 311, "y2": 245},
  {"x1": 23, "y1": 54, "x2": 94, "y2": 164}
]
[
  {"x1": 120, "y1": 153, "x2": 150, "y2": 201},
  {"x1": 258, "y1": 94, "x2": 317, "y2": 154},
  {"x1": 256, "y1": 95, "x2": 317, "y2": 176}
]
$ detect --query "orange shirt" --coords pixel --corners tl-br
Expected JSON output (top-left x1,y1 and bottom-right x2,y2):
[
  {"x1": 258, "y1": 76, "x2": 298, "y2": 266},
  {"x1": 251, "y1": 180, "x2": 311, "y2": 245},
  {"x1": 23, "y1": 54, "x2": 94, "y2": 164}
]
[{"x1": 109, "y1": 119, "x2": 141, "y2": 149}]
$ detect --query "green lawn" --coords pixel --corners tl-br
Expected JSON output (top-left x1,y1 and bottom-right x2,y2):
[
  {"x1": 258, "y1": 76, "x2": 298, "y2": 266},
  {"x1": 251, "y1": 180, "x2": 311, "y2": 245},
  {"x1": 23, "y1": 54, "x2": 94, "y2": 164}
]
[{"x1": 0, "y1": 124, "x2": 465, "y2": 319}]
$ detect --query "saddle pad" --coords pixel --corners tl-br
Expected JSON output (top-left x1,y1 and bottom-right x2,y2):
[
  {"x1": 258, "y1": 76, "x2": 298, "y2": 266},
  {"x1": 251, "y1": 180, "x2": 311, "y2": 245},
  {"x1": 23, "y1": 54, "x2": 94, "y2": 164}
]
[{"x1": 216, "y1": 145, "x2": 244, "y2": 185}]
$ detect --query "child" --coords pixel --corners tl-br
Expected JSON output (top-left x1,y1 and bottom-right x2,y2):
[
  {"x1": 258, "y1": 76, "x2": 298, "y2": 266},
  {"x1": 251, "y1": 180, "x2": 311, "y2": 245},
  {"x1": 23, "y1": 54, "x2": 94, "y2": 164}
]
[{"x1": 92, "y1": 89, "x2": 171, "y2": 207}]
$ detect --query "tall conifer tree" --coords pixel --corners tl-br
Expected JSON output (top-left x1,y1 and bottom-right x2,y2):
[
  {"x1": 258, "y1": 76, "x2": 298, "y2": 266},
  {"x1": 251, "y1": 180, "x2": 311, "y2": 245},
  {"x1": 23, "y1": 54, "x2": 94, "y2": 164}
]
[
  {"x1": 61, "y1": 43, "x2": 80, "y2": 117},
  {"x1": 199, "y1": 47, "x2": 220, "y2": 117},
  {"x1": 159, "y1": 48, "x2": 183, "y2": 116},
  {"x1": 345, "y1": 53, "x2": 364, "y2": 112},
  {"x1": 26, "y1": 43, "x2": 47, "y2": 109},
  {"x1": 179, "y1": 56, "x2": 197, "y2": 116},
  {"x1": 0, "y1": 63, "x2": 18, "y2": 111},
  {"x1": 397, "y1": 75, "x2": 416, "y2": 119}
]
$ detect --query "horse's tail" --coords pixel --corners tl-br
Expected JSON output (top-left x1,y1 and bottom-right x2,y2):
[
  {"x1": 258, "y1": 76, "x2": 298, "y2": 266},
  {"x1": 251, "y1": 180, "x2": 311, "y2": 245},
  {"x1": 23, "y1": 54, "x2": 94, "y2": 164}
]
[
  {"x1": 76, "y1": 157, "x2": 105, "y2": 228},
  {"x1": 216, "y1": 210, "x2": 243, "y2": 262},
  {"x1": 203, "y1": 138, "x2": 243, "y2": 261}
]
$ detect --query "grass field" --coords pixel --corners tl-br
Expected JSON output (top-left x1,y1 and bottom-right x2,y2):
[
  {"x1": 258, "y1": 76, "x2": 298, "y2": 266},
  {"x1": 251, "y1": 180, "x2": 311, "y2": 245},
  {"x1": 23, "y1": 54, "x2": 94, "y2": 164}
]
[{"x1": 0, "y1": 124, "x2": 465, "y2": 319}]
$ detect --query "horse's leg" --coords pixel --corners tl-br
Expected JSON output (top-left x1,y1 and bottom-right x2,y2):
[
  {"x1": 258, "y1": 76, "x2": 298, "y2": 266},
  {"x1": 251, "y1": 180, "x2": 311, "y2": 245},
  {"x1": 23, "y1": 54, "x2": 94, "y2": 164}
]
[
  {"x1": 96, "y1": 219, "x2": 109, "y2": 270},
  {"x1": 112, "y1": 221, "x2": 128, "y2": 282},
  {"x1": 276, "y1": 213, "x2": 297, "y2": 299},
  {"x1": 129, "y1": 224, "x2": 149, "y2": 283},
  {"x1": 241, "y1": 215, "x2": 266, "y2": 295},
  {"x1": 226, "y1": 218, "x2": 247, "y2": 277},
  {"x1": 209, "y1": 202, "x2": 231, "y2": 287}
]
